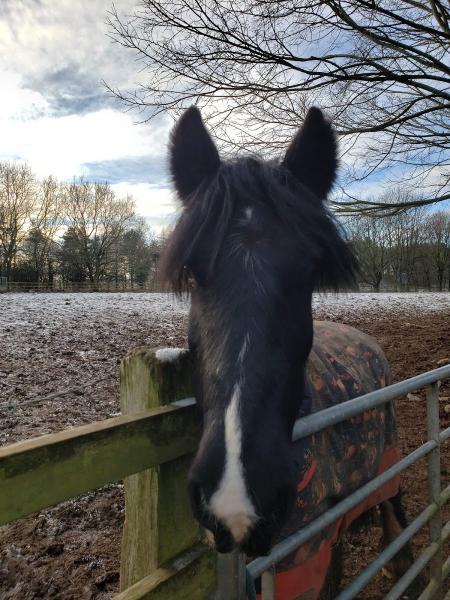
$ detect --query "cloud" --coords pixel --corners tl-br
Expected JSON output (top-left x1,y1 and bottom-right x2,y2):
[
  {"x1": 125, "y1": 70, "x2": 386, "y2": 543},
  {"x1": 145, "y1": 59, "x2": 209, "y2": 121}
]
[
  {"x1": 143, "y1": 213, "x2": 179, "y2": 235},
  {"x1": 0, "y1": 79, "x2": 169, "y2": 183},
  {"x1": 82, "y1": 156, "x2": 168, "y2": 186},
  {"x1": 111, "y1": 182, "x2": 180, "y2": 233},
  {"x1": 0, "y1": 70, "x2": 49, "y2": 121},
  {"x1": 111, "y1": 182, "x2": 176, "y2": 214},
  {"x1": 0, "y1": 0, "x2": 179, "y2": 226},
  {"x1": 0, "y1": 0, "x2": 138, "y2": 115},
  {"x1": 27, "y1": 66, "x2": 112, "y2": 117},
  {"x1": 0, "y1": 0, "x2": 171, "y2": 152}
]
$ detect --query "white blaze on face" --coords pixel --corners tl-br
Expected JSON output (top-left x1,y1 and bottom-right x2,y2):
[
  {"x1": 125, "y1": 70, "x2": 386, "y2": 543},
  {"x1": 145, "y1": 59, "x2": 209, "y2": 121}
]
[{"x1": 209, "y1": 384, "x2": 257, "y2": 543}]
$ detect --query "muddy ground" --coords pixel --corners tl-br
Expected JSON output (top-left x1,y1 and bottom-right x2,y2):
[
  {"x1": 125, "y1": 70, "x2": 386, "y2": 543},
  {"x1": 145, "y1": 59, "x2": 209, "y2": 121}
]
[{"x1": 0, "y1": 293, "x2": 449, "y2": 599}]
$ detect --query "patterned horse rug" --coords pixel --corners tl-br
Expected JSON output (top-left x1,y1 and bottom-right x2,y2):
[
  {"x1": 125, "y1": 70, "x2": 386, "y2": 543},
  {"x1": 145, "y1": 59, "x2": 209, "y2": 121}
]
[{"x1": 262, "y1": 321, "x2": 399, "y2": 600}]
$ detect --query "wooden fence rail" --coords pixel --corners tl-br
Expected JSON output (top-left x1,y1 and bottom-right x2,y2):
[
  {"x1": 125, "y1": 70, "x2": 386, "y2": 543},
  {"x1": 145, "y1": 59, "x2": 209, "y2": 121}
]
[{"x1": 0, "y1": 403, "x2": 199, "y2": 525}]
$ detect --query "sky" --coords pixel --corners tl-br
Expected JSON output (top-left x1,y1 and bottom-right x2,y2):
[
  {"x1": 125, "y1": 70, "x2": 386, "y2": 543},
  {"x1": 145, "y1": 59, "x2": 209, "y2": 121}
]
[
  {"x1": 0, "y1": 1, "x2": 446, "y2": 231},
  {"x1": 0, "y1": 0, "x2": 177, "y2": 232}
]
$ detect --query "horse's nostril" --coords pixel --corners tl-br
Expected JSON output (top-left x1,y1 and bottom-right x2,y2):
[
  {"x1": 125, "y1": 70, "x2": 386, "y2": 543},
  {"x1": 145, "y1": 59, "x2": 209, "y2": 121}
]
[
  {"x1": 222, "y1": 513, "x2": 254, "y2": 543},
  {"x1": 189, "y1": 479, "x2": 257, "y2": 550}
]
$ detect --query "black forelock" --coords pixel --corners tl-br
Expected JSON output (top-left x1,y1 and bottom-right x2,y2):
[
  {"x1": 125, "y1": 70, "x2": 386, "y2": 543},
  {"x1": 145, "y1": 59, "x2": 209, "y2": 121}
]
[{"x1": 160, "y1": 156, "x2": 358, "y2": 294}]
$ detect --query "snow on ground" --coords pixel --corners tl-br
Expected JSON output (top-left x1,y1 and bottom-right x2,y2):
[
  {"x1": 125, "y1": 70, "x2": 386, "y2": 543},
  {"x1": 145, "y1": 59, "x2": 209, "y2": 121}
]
[
  {"x1": 0, "y1": 293, "x2": 189, "y2": 444},
  {"x1": 0, "y1": 291, "x2": 448, "y2": 331},
  {"x1": 0, "y1": 292, "x2": 189, "y2": 328},
  {"x1": 312, "y1": 291, "x2": 450, "y2": 319},
  {"x1": 0, "y1": 291, "x2": 448, "y2": 445}
]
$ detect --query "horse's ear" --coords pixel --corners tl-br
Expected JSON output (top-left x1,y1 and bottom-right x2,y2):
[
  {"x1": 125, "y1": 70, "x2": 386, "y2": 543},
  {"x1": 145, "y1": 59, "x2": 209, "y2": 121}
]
[
  {"x1": 170, "y1": 106, "x2": 220, "y2": 202},
  {"x1": 282, "y1": 107, "x2": 337, "y2": 199}
]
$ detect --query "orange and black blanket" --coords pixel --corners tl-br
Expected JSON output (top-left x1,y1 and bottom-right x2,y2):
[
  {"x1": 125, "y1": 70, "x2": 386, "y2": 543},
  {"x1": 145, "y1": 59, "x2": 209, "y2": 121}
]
[{"x1": 271, "y1": 321, "x2": 399, "y2": 600}]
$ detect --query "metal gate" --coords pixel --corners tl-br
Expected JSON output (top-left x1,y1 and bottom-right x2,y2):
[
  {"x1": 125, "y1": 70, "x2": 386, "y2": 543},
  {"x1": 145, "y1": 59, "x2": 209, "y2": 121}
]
[{"x1": 217, "y1": 365, "x2": 450, "y2": 600}]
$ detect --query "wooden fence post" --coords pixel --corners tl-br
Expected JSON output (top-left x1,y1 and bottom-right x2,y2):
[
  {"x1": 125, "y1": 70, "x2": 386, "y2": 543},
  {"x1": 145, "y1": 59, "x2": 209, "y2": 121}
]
[{"x1": 119, "y1": 347, "x2": 201, "y2": 591}]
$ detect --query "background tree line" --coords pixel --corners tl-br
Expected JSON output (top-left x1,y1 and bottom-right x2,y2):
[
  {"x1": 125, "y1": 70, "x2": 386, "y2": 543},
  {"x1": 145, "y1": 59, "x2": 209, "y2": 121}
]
[
  {"x1": 0, "y1": 162, "x2": 163, "y2": 287},
  {"x1": 346, "y1": 191, "x2": 450, "y2": 291},
  {"x1": 1, "y1": 161, "x2": 448, "y2": 292}
]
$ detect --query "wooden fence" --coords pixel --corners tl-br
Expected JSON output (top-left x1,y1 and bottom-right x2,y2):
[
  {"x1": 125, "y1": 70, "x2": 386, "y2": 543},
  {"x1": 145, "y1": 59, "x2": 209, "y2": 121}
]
[
  {"x1": 2, "y1": 279, "x2": 449, "y2": 294},
  {"x1": 1, "y1": 280, "x2": 164, "y2": 293},
  {"x1": 0, "y1": 348, "x2": 215, "y2": 599}
]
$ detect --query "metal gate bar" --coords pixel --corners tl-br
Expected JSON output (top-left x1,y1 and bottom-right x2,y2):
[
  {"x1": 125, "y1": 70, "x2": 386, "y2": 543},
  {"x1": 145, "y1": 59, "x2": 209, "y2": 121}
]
[
  {"x1": 386, "y1": 519, "x2": 450, "y2": 600},
  {"x1": 335, "y1": 487, "x2": 450, "y2": 600},
  {"x1": 426, "y1": 382, "x2": 443, "y2": 596},
  {"x1": 261, "y1": 567, "x2": 276, "y2": 600},
  {"x1": 418, "y1": 554, "x2": 450, "y2": 600},
  {"x1": 292, "y1": 365, "x2": 450, "y2": 441},
  {"x1": 216, "y1": 364, "x2": 450, "y2": 599}
]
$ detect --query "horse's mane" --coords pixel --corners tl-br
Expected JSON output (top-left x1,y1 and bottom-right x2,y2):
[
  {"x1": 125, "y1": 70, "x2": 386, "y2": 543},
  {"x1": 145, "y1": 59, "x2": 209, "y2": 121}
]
[{"x1": 161, "y1": 156, "x2": 358, "y2": 295}]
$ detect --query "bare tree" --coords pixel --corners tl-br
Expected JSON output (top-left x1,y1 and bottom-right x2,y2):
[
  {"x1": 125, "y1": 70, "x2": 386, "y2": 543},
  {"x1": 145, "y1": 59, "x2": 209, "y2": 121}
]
[
  {"x1": 107, "y1": 0, "x2": 450, "y2": 212},
  {"x1": 25, "y1": 176, "x2": 65, "y2": 282},
  {"x1": 65, "y1": 180, "x2": 136, "y2": 283},
  {"x1": 121, "y1": 219, "x2": 155, "y2": 285},
  {"x1": 346, "y1": 213, "x2": 390, "y2": 291},
  {"x1": 343, "y1": 189, "x2": 447, "y2": 290},
  {"x1": 382, "y1": 192, "x2": 425, "y2": 289},
  {"x1": 423, "y1": 210, "x2": 450, "y2": 290},
  {"x1": 0, "y1": 163, "x2": 35, "y2": 278}
]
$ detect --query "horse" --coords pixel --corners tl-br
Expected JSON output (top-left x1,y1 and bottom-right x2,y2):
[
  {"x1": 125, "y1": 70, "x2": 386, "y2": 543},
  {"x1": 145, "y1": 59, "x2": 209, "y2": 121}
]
[{"x1": 161, "y1": 106, "x2": 412, "y2": 596}]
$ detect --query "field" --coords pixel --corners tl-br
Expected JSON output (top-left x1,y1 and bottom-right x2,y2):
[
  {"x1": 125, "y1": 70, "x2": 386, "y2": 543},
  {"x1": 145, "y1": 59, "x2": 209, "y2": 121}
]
[{"x1": 0, "y1": 292, "x2": 449, "y2": 599}]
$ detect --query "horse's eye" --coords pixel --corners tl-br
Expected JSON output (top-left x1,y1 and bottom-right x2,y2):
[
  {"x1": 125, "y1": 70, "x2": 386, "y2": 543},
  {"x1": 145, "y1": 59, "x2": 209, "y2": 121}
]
[
  {"x1": 188, "y1": 276, "x2": 197, "y2": 290},
  {"x1": 184, "y1": 267, "x2": 197, "y2": 289}
]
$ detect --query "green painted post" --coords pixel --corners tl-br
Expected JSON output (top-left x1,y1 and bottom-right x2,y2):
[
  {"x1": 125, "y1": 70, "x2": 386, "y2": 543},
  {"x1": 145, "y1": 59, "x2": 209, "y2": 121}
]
[{"x1": 119, "y1": 347, "x2": 201, "y2": 591}]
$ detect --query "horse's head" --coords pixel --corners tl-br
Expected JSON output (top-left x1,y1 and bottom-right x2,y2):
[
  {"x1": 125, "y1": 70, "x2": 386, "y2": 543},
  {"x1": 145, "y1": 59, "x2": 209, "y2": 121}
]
[{"x1": 162, "y1": 107, "x2": 357, "y2": 555}]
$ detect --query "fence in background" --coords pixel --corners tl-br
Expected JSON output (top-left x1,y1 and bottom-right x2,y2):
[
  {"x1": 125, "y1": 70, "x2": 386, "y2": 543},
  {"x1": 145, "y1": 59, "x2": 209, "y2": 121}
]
[
  {"x1": 2, "y1": 280, "x2": 449, "y2": 293},
  {"x1": 1, "y1": 280, "x2": 164, "y2": 293},
  {"x1": 0, "y1": 350, "x2": 449, "y2": 599}
]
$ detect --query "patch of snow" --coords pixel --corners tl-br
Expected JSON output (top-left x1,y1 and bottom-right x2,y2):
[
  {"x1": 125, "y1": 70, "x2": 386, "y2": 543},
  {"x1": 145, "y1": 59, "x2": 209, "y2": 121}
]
[{"x1": 155, "y1": 347, "x2": 187, "y2": 363}]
